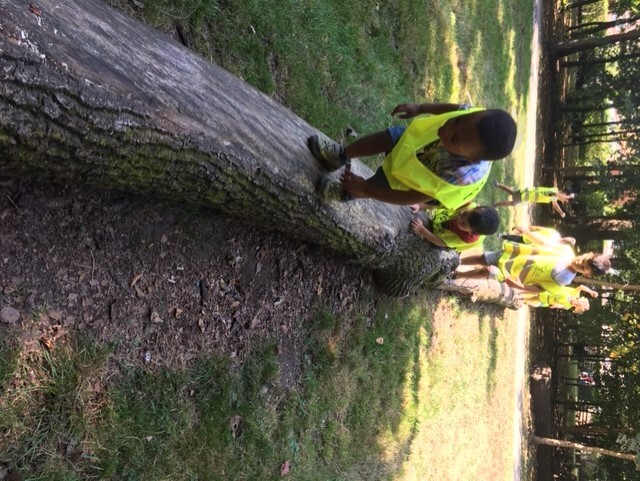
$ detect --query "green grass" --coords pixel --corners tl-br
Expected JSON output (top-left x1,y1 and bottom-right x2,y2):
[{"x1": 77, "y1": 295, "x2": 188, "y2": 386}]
[
  {"x1": 0, "y1": 295, "x2": 522, "y2": 480},
  {"x1": 2, "y1": 0, "x2": 535, "y2": 479}
]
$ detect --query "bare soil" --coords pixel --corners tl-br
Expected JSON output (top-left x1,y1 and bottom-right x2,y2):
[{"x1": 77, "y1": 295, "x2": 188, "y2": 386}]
[{"x1": 0, "y1": 179, "x2": 378, "y2": 389}]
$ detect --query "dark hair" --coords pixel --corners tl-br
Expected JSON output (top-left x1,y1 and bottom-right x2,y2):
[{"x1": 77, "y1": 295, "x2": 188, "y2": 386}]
[
  {"x1": 476, "y1": 110, "x2": 517, "y2": 160},
  {"x1": 468, "y1": 206, "x2": 500, "y2": 235},
  {"x1": 589, "y1": 255, "x2": 611, "y2": 276}
]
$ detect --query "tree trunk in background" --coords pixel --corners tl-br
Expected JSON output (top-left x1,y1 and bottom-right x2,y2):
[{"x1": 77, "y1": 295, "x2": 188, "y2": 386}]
[
  {"x1": 533, "y1": 436, "x2": 637, "y2": 463},
  {"x1": 0, "y1": 0, "x2": 459, "y2": 297},
  {"x1": 551, "y1": 30, "x2": 640, "y2": 58}
]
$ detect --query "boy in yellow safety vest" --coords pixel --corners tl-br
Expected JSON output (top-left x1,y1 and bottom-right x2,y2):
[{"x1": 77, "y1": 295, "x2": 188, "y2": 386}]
[
  {"x1": 409, "y1": 203, "x2": 500, "y2": 252},
  {"x1": 307, "y1": 102, "x2": 517, "y2": 210},
  {"x1": 518, "y1": 285, "x2": 596, "y2": 314},
  {"x1": 454, "y1": 241, "x2": 611, "y2": 293},
  {"x1": 493, "y1": 183, "x2": 575, "y2": 218}
]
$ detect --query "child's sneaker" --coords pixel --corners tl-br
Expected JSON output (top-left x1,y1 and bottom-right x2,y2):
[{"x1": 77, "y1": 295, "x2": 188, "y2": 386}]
[{"x1": 307, "y1": 134, "x2": 346, "y2": 171}]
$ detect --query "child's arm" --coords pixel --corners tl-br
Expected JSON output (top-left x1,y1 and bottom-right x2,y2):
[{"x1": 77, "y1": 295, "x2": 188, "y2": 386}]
[
  {"x1": 576, "y1": 285, "x2": 598, "y2": 298},
  {"x1": 391, "y1": 103, "x2": 465, "y2": 119},
  {"x1": 551, "y1": 200, "x2": 566, "y2": 218},
  {"x1": 410, "y1": 202, "x2": 433, "y2": 213},
  {"x1": 514, "y1": 225, "x2": 550, "y2": 246},
  {"x1": 410, "y1": 218, "x2": 447, "y2": 247},
  {"x1": 341, "y1": 171, "x2": 433, "y2": 205}
]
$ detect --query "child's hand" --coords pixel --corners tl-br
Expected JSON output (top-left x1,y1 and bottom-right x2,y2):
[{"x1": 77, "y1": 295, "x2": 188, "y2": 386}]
[
  {"x1": 340, "y1": 170, "x2": 368, "y2": 198},
  {"x1": 410, "y1": 218, "x2": 426, "y2": 235},
  {"x1": 390, "y1": 103, "x2": 419, "y2": 119},
  {"x1": 505, "y1": 275, "x2": 525, "y2": 289}
]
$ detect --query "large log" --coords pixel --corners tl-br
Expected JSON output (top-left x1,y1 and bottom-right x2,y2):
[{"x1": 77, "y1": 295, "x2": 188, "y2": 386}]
[{"x1": 0, "y1": 0, "x2": 457, "y2": 297}]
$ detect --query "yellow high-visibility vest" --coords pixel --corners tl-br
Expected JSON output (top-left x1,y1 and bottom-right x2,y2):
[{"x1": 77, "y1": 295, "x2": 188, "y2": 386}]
[
  {"x1": 522, "y1": 226, "x2": 562, "y2": 245},
  {"x1": 518, "y1": 187, "x2": 558, "y2": 204},
  {"x1": 497, "y1": 241, "x2": 575, "y2": 291},
  {"x1": 431, "y1": 202, "x2": 484, "y2": 251},
  {"x1": 381, "y1": 108, "x2": 488, "y2": 209},
  {"x1": 537, "y1": 286, "x2": 581, "y2": 309}
]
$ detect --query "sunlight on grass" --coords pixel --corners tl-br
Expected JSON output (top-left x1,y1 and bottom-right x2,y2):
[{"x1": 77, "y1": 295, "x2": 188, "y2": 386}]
[{"x1": 392, "y1": 296, "x2": 520, "y2": 481}]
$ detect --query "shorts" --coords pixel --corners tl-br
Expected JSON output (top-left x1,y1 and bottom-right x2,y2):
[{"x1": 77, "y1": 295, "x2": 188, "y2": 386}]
[
  {"x1": 387, "y1": 126, "x2": 406, "y2": 146},
  {"x1": 484, "y1": 250, "x2": 502, "y2": 266},
  {"x1": 366, "y1": 126, "x2": 406, "y2": 190},
  {"x1": 483, "y1": 250, "x2": 504, "y2": 280}
]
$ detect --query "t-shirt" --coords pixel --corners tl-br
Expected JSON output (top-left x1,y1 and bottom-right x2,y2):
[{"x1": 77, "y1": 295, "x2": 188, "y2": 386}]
[
  {"x1": 552, "y1": 263, "x2": 577, "y2": 286},
  {"x1": 443, "y1": 219, "x2": 479, "y2": 244},
  {"x1": 415, "y1": 142, "x2": 491, "y2": 186}
]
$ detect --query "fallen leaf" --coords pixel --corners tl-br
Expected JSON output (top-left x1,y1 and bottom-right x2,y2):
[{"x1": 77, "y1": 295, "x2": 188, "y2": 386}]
[
  {"x1": 29, "y1": 4, "x2": 41, "y2": 16},
  {"x1": 230, "y1": 414, "x2": 242, "y2": 439},
  {"x1": 376, "y1": 337, "x2": 384, "y2": 345},
  {"x1": 130, "y1": 272, "x2": 143, "y2": 288},
  {"x1": 39, "y1": 336, "x2": 54, "y2": 351},
  {"x1": 280, "y1": 460, "x2": 290, "y2": 476}
]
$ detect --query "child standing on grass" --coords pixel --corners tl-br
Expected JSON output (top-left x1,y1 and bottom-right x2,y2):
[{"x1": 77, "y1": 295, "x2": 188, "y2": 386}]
[
  {"x1": 409, "y1": 203, "x2": 500, "y2": 252},
  {"x1": 493, "y1": 183, "x2": 575, "y2": 218},
  {"x1": 518, "y1": 285, "x2": 597, "y2": 314},
  {"x1": 454, "y1": 241, "x2": 611, "y2": 293},
  {"x1": 307, "y1": 102, "x2": 517, "y2": 210}
]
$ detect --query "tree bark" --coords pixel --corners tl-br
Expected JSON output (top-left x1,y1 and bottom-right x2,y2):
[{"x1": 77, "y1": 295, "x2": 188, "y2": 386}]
[
  {"x1": 0, "y1": 0, "x2": 458, "y2": 297},
  {"x1": 533, "y1": 436, "x2": 638, "y2": 463},
  {"x1": 551, "y1": 30, "x2": 640, "y2": 58},
  {"x1": 437, "y1": 278, "x2": 522, "y2": 309},
  {"x1": 560, "y1": 51, "x2": 640, "y2": 68}
]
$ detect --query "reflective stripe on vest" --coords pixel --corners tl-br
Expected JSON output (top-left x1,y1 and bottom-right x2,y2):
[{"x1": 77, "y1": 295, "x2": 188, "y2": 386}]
[
  {"x1": 519, "y1": 187, "x2": 558, "y2": 204},
  {"x1": 539, "y1": 286, "x2": 580, "y2": 308},
  {"x1": 498, "y1": 241, "x2": 575, "y2": 290},
  {"x1": 381, "y1": 108, "x2": 488, "y2": 209}
]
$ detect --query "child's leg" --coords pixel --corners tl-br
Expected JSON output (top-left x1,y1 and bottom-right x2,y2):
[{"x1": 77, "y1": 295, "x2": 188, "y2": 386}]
[
  {"x1": 494, "y1": 182, "x2": 516, "y2": 195},
  {"x1": 453, "y1": 266, "x2": 492, "y2": 280},
  {"x1": 556, "y1": 191, "x2": 575, "y2": 202},
  {"x1": 344, "y1": 130, "x2": 394, "y2": 158},
  {"x1": 309, "y1": 128, "x2": 396, "y2": 171},
  {"x1": 551, "y1": 200, "x2": 566, "y2": 218},
  {"x1": 458, "y1": 253, "x2": 487, "y2": 266}
]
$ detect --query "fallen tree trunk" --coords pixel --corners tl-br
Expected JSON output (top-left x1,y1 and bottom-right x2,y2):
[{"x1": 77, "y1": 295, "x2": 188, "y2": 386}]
[
  {"x1": 438, "y1": 278, "x2": 522, "y2": 309},
  {"x1": 0, "y1": 0, "x2": 457, "y2": 296}
]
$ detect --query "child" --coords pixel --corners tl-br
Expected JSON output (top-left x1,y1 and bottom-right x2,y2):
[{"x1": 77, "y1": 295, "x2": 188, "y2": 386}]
[
  {"x1": 409, "y1": 204, "x2": 500, "y2": 252},
  {"x1": 493, "y1": 183, "x2": 575, "y2": 218},
  {"x1": 499, "y1": 225, "x2": 576, "y2": 247},
  {"x1": 307, "y1": 102, "x2": 517, "y2": 209},
  {"x1": 518, "y1": 285, "x2": 597, "y2": 314},
  {"x1": 455, "y1": 241, "x2": 611, "y2": 292}
]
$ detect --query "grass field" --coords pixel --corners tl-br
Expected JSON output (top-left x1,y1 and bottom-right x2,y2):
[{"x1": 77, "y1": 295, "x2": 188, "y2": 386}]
[{"x1": 1, "y1": 0, "x2": 535, "y2": 479}]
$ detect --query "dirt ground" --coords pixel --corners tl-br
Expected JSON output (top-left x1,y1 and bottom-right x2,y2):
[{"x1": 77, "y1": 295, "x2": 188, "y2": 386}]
[
  {"x1": 0, "y1": 178, "x2": 380, "y2": 389},
  {"x1": 528, "y1": 0, "x2": 569, "y2": 479}
]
